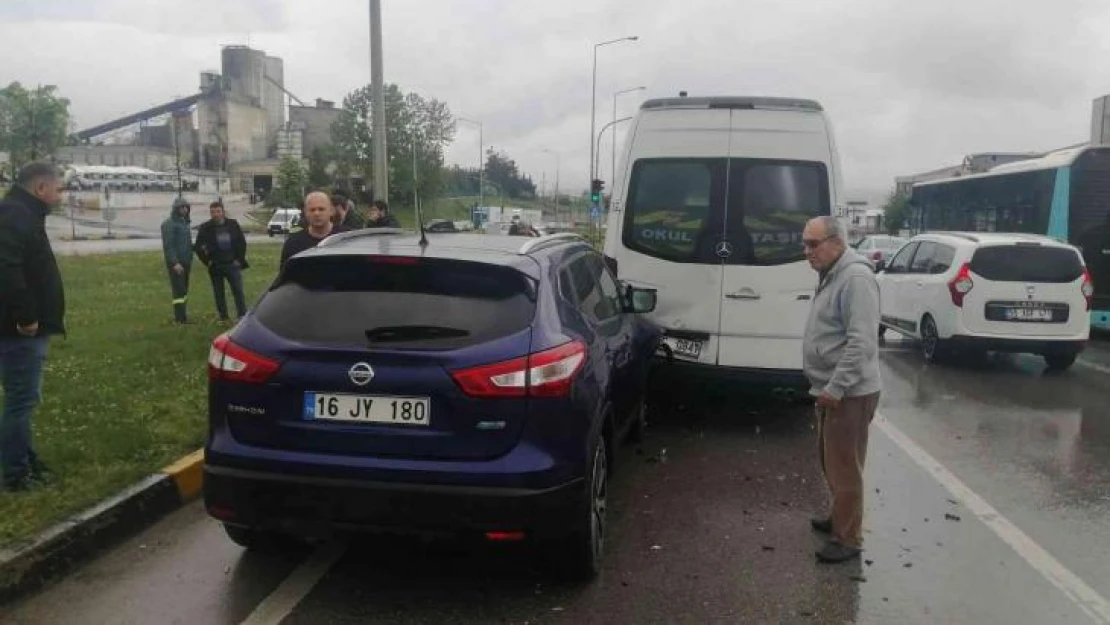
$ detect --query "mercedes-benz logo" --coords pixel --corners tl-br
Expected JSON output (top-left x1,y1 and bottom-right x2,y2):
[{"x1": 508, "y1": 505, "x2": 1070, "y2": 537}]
[
  {"x1": 715, "y1": 241, "x2": 734, "y2": 258},
  {"x1": 348, "y1": 362, "x2": 375, "y2": 386}
]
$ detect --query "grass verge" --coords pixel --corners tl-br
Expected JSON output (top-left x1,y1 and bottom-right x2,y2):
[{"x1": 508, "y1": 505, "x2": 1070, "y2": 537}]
[{"x1": 0, "y1": 244, "x2": 281, "y2": 546}]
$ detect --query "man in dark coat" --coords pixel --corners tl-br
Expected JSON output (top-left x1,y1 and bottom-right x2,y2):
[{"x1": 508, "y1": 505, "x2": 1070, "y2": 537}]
[
  {"x1": 194, "y1": 200, "x2": 250, "y2": 321},
  {"x1": 366, "y1": 200, "x2": 400, "y2": 229},
  {"x1": 332, "y1": 192, "x2": 365, "y2": 229},
  {"x1": 0, "y1": 163, "x2": 65, "y2": 490},
  {"x1": 161, "y1": 197, "x2": 194, "y2": 324},
  {"x1": 280, "y1": 191, "x2": 348, "y2": 269}
]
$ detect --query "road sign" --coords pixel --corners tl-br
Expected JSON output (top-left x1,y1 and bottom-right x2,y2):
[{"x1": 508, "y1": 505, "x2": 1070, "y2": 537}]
[{"x1": 590, "y1": 203, "x2": 601, "y2": 221}]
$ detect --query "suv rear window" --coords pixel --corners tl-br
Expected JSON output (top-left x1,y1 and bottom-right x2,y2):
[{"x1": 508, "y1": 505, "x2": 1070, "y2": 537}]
[
  {"x1": 623, "y1": 158, "x2": 828, "y2": 265},
  {"x1": 255, "y1": 256, "x2": 537, "y2": 348},
  {"x1": 969, "y1": 245, "x2": 1084, "y2": 283}
]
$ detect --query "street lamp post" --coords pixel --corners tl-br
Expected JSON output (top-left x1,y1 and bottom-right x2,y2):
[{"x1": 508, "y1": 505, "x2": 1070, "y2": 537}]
[
  {"x1": 458, "y1": 117, "x2": 483, "y2": 218},
  {"x1": 592, "y1": 117, "x2": 632, "y2": 245},
  {"x1": 595, "y1": 117, "x2": 634, "y2": 182},
  {"x1": 590, "y1": 36, "x2": 638, "y2": 186},
  {"x1": 612, "y1": 86, "x2": 645, "y2": 184}
]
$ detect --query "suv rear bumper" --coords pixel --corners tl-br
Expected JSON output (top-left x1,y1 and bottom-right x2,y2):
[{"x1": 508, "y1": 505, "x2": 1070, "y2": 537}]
[
  {"x1": 947, "y1": 335, "x2": 1087, "y2": 355},
  {"x1": 204, "y1": 463, "x2": 584, "y2": 539}
]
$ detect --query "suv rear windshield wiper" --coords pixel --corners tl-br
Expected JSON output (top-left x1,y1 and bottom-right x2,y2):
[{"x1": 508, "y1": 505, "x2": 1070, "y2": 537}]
[{"x1": 365, "y1": 325, "x2": 471, "y2": 343}]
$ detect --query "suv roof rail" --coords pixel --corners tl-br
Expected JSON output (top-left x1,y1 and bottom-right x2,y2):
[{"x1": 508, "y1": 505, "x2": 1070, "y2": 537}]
[
  {"x1": 927, "y1": 231, "x2": 980, "y2": 243},
  {"x1": 316, "y1": 227, "x2": 407, "y2": 247},
  {"x1": 517, "y1": 232, "x2": 589, "y2": 255}
]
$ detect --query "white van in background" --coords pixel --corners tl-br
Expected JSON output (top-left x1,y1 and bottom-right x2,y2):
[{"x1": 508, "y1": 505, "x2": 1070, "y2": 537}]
[
  {"x1": 602, "y1": 95, "x2": 844, "y2": 389},
  {"x1": 267, "y1": 208, "x2": 302, "y2": 236}
]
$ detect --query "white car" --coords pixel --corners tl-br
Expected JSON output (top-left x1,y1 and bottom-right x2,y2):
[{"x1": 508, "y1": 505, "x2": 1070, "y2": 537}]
[
  {"x1": 877, "y1": 232, "x2": 1093, "y2": 370},
  {"x1": 855, "y1": 235, "x2": 908, "y2": 271}
]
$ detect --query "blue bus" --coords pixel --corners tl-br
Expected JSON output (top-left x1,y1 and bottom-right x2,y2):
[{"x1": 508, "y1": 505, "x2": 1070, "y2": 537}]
[{"x1": 909, "y1": 145, "x2": 1110, "y2": 330}]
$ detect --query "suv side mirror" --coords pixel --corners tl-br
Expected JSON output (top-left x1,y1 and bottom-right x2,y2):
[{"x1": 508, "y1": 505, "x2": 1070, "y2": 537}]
[{"x1": 623, "y1": 284, "x2": 658, "y2": 314}]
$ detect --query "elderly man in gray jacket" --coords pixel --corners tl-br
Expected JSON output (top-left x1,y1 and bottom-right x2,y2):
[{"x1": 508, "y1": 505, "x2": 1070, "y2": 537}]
[{"x1": 801, "y1": 216, "x2": 882, "y2": 563}]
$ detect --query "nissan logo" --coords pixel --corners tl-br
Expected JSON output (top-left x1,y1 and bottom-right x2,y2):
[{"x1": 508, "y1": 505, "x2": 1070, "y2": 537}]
[
  {"x1": 348, "y1": 362, "x2": 375, "y2": 386},
  {"x1": 715, "y1": 241, "x2": 734, "y2": 258}
]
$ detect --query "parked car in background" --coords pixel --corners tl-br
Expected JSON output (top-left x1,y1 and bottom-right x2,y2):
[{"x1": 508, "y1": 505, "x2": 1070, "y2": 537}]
[
  {"x1": 855, "y1": 235, "x2": 908, "y2": 271},
  {"x1": 267, "y1": 208, "x2": 301, "y2": 236},
  {"x1": 204, "y1": 231, "x2": 662, "y2": 578},
  {"x1": 426, "y1": 219, "x2": 459, "y2": 233},
  {"x1": 877, "y1": 232, "x2": 1092, "y2": 370}
]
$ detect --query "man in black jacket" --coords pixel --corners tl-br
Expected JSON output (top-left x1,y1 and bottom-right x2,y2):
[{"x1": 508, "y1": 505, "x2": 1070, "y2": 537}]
[
  {"x1": 331, "y1": 192, "x2": 365, "y2": 229},
  {"x1": 194, "y1": 201, "x2": 249, "y2": 321},
  {"x1": 366, "y1": 200, "x2": 400, "y2": 229},
  {"x1": 280, "y1": 191, "x2": 348, "y2": 269},
  {"x1": 0, "y1": 163, "x2": 65, "y2": 491}
]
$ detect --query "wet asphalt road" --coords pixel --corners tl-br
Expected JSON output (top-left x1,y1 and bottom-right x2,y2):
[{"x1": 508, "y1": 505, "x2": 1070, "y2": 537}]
[{"x1": 4, "y1": 339, "x2": 1110, "y2": 624}]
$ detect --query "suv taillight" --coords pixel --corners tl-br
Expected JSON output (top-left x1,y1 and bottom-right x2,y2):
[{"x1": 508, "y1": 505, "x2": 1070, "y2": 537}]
[
  {"x1": 1082, "y1": 269, "x2": 1095, "y2": 311},
  {"x1": 948, "y1": 263, "x2": 974, "y2": 307},
  {"x1": 451, "y1": 341, "x2": 587, "y2": 398},
  {"x1": 208, "y1": 334, "x2": 280, "y2": 384}
]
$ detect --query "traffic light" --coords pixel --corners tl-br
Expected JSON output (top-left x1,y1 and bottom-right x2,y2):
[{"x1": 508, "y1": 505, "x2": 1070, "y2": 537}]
[{"x1": 590, "y1": 178, "x2": 605, "y2": 204}]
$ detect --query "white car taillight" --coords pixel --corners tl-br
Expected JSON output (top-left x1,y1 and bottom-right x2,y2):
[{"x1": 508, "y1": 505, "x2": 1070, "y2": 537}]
[
  {"x1": 1082, "y1": 269, "x2": 1095, "y2": 311},
  {"x1": 948, "y1": 263, "x2": 974, "y2": 307}
]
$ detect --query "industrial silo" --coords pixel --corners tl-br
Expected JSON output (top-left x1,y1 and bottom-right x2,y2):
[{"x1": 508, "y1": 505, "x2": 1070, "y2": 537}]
[{"x1": 221, "y1": 45, "x2": 264, "y2": 107}]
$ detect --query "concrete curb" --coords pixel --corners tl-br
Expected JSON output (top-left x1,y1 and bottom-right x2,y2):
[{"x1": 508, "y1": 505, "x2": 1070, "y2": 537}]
[
  {"x1": 58, "y1": 234, "x2": 152, "y2": 242},
  {"x1": 0, "y1": 449, "x2": 205, "y2": 604}
]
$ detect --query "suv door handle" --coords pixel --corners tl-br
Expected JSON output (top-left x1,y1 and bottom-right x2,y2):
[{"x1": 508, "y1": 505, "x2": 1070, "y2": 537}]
[{"x1": 725, "y1": 291, "x2": 761, "y2": 300}]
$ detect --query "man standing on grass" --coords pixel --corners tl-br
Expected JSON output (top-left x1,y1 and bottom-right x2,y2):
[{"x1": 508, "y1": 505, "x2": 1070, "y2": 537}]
[
  {"x1": 193, "y1": 200, "x2": 249, "y2": 322},
  {"x1": 0, "y1": 163, "x2": 66, "y2": 491},
  {"x1": 279, "y1": 191, "x2": 347, "y2": 269},
  {"x1": 161, "y1": 197, "x2": 194, "y2": 324},
  {"x1": 801, "y1": 215, "x2": 881, "y2": 564}
]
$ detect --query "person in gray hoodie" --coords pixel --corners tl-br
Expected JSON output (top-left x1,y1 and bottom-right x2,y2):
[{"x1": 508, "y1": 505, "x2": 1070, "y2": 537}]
[{"x1": 801, "y1": 216, "x2": 881, "y2": 564}]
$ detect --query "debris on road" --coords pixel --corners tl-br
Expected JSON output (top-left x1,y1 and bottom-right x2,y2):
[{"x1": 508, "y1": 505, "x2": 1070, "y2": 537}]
[
  {"x1": 903, "y1": 562, "x2": 913, "y2": 568},
  {"x1": 945, "y1": 513, "x2": 962, "y2": 522},
  {"x1": 849, "y1": 574, "x2": 867, "y2": 583},
  {"x1": 865, "y1": 559, "x2": 874, "y2": 566},
  {"x1": 761, "y1": 545, "x2": 775, "y2": 552}
]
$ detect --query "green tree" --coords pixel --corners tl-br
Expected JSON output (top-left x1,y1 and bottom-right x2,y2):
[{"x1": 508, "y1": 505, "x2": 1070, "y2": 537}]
[
  {"x1": 484, "y1": 149, "x2": 537, "y2": 199},
  {"x1": 306, "y1": 147, "x2": 333, "y2": 189},
  {"x1": 331, "y1": 84, "x2": 455, "y2": 207},
  {"x1": 0, "y1": 82, "x2": 71, "y2": 172},
  {"x1": 269, "y1": 156, "x2": 307, "y2": 208},
  {"x1": 882, "y1": 191, "x2": 911, "y2": 235}
]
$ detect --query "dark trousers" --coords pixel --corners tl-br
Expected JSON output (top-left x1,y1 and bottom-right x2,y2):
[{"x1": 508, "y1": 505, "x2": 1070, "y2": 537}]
[
  {"x1": 816, "y1": 392, "x2": 880, "y2": 548},
  {"x1": 0, "y1": 336, "x2": 49, "y2": 485},
  {"x1": 208, "y1": 263, "x2": 247, "y2": 319},
  {"x1": 167, "y1": 264, "x2": 191, "y2": 322}
]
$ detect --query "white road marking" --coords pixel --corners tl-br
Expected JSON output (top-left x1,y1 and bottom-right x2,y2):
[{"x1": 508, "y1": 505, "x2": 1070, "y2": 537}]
[
  {"x1": 239, "y1": 541, "x2": 347, "y2": 625},
  {"x1": 1076, "y1": 357, "x2": 1110, "y2": 376},
  {"x1": 876, "y1": 414, "x2": 1110, "y2": 624}
]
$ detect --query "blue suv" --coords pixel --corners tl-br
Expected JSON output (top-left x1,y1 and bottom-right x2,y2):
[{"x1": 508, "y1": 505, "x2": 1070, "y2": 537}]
[{"x1": 204, "y1": 231, "x2": 661, "y2": 577}]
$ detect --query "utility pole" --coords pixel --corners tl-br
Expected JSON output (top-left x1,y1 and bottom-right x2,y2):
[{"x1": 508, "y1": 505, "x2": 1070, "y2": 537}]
[{"x1": 369, "y1": 0, "x2": 389, "y2": 204}]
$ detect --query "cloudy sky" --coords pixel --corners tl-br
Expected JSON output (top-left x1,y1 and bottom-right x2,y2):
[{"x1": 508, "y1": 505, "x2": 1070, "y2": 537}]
[{"x1": 3, "y1": 0, "x2": 1110, "y2": 200}]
